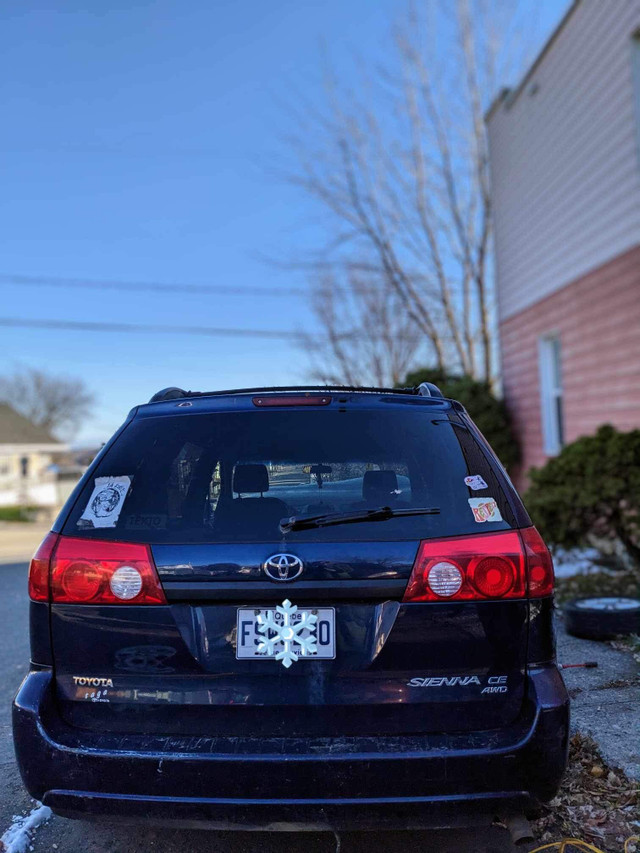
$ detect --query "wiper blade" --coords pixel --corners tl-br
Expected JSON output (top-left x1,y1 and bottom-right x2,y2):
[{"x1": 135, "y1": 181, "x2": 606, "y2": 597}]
[{"x1": 279, "y1": 506, "x2": 440, "y2": 534}]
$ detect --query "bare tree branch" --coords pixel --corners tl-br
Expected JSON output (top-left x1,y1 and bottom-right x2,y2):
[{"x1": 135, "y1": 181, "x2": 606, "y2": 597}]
[
  {"x1": 0, "y1": 366, "x2": 95, "y2": 440},
  {"x1": 280, "y1": 0, "x2": 533, "y2": 385},
  {"x1": 302, "y1": 269, "x2": 424, "y2": 387}
]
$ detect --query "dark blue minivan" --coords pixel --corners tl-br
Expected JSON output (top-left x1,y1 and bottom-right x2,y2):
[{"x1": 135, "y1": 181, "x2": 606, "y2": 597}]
[{"x1": 13, "y1": 385, "x2": 569, "y2": 830}]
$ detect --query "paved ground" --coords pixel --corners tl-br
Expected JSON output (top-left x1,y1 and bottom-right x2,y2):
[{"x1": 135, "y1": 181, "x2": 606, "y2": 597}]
[
  {"x1": 0, "y1": 521, "x2": 50, "y2": 563},
  {"x1": 557, "y1": 626, "x2": 640, "y2": 780},
  {"x1": 0, "y1": 523, "x2": 637, "y2": 851}
]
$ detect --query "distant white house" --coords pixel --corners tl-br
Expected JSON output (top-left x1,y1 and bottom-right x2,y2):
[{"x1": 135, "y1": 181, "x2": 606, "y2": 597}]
[{"x1": 0, "y1": 403, "x2": 73, "y2": 509}]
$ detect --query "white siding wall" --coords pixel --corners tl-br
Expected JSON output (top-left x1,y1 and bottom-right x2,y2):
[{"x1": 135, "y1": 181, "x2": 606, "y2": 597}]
[{"x1": 488, "y1": 0, "x2": 640, "y2": 321}]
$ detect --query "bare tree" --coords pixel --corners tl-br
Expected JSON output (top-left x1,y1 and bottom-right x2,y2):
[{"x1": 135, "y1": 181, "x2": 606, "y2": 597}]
[
  {"x1": 303, "y1": 268, "x2": 424, "y2": 387},
  {"x1": 284, "y1": 0, "x2": 535, "y2": 384},
  {"x1": 0, "y1": 366, "x2": 95, "y2": 439}
]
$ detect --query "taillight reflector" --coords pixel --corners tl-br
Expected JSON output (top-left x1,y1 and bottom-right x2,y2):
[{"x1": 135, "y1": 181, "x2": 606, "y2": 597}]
[
  {"x1": 50, "y1": 537, "x2": 166, "y2": 605},
  {"x1": 403, "y1": 528, "x2": 554, "y2": 602},
  {"x1": 521, "y1": 526, "x2": 555, "y2": 597},
  {"x1": 28, "y1": 531, "x2": 59, "y2": 601}
]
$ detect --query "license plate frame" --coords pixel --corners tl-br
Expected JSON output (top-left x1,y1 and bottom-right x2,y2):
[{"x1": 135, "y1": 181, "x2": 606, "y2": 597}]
[{"x1": 236, "y1": 604, "x2": 336, "y2": 661}]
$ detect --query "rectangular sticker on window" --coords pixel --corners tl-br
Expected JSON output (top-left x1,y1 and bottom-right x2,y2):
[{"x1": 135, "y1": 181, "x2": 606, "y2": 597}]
[
  {"x1": 464, "y1": 475, "x2": 488, "y2": 491},
  {"x1": 79, "y1": 476, "x2": 131, "y2": 529},
  {"x1": 468, "y1": 497, "x2": 502, "y2": 523}
]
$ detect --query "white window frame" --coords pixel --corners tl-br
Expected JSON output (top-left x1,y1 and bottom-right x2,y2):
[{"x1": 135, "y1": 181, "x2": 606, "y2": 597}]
[
  {"x1": 633, "y1": 32, "x2": 640, "y2": 167},
  {"x1": 538, "y1": 335, "x2": 564, "y2": 456}
]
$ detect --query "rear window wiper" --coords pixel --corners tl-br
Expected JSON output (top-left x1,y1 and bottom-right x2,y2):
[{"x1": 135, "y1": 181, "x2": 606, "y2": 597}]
[{"x1": 279, "y1": 506, "x2": 440, "y2": 534}]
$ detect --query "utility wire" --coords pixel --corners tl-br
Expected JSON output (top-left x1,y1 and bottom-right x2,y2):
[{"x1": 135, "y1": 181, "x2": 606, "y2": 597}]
[
  {"x1": 0, "y1": 317, "x2": 311, "y2": 340},
  {"x1": 0, "y1": 316, "x2": 427, "y2": 343},
  {"x1": 0, "y1": 273, "x2": 308, "y2": 298}
]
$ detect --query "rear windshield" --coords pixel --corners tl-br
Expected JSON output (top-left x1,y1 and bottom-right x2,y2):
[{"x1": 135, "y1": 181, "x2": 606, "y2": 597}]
[{"x1": 63, "y1": 408, "x2": 516, "y2": 543}]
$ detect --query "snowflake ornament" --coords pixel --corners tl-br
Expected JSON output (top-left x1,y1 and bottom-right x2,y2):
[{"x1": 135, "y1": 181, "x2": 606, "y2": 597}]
[{"x1": 257, "y1": 599, "x2": 318, "y2": 668}]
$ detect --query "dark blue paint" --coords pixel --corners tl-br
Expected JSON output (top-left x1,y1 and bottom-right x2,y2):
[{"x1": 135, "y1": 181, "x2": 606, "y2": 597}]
[
  {"x1": 13, "y1": 665, "x2": 569, "y2": 829},
  {"x1": 14, "y1": 389, "x2": 569, "y2": 828},
  {"x1": 152, "y1": 541, "x2": 419, "y2": 582}
]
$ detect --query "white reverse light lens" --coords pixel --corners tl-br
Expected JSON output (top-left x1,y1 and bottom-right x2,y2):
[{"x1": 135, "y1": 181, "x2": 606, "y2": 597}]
[
  {"x1": 109, "y1": 565, "x2": 143, "y2": 600},
  {"x1": 427, "y1": 561, "x2": 463, "y2": 597}
]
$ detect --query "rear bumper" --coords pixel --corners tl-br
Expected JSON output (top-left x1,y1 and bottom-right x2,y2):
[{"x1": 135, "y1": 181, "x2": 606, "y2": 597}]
[{"x1": 13, "y1": 666, "x2": 569, "y2": 830}]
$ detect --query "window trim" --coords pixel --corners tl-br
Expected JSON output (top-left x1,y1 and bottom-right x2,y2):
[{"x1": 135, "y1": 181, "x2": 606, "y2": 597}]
[
  {"x1": 632, "y1": 31, "x2": 640, "y2": 169},
  {"x1": 538, "y1": 334, "x2": 564, "y2": 456}
]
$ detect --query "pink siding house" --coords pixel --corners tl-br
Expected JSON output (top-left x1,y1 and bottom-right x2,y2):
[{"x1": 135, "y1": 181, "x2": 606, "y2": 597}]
[{"x1": 487, "y1": 0, "x2": 640, "y2": 489}]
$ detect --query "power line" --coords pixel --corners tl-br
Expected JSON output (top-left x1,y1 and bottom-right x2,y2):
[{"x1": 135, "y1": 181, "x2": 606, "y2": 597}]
[
  {"x1": 0, "y1": 317, "x2": 310, "y2": 340},
  {"x1": 0, "y1": 273, "x2": 309, "y2": 298},
  {"x1": 0, "y1": 316, "x2": 426, "y2": 343}
]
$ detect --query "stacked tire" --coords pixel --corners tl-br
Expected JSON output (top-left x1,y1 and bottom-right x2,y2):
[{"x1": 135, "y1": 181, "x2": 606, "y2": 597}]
[{"x1": 564, "y1": 597, "x2": 640, "y2": 640}]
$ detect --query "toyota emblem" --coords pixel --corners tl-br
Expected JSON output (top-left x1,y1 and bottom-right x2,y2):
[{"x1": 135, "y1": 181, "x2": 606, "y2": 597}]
[{"x1": 263, "y1": 553, "x2": 304, "y2": 582}]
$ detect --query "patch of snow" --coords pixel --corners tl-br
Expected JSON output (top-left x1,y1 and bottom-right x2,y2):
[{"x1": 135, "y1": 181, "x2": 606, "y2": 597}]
[
  {"x1": 552, "y1": 547, "x2": 601, "y2": 578},
  {"x1": 1, "y1": 804, "x2": 52, "y2": 853}
]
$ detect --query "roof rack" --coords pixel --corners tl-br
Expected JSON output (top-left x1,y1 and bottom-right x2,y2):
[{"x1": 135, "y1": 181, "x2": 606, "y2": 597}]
[
  {"x1": 416, "y1": 382, "x2": 444, "y2": 398},
  {"x1": 147, "y1": 383, "x2": 444, "y2": 404}
]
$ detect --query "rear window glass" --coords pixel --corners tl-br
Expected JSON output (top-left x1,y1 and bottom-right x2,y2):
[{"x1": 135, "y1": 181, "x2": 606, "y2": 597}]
[{"x1": 64, "y1": 409, "x2": 516, "y2": 543}]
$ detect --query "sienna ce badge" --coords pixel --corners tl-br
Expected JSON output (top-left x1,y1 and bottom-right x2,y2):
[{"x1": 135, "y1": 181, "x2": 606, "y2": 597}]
[{"x1": 263, "y1": 553, "x2": 304, "y2": 582}]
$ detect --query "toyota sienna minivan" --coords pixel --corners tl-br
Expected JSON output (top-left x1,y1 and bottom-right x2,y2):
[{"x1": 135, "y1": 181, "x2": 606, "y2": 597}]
[{"x1": 14, "y1": 384, "x2": 569, "y2": 830}]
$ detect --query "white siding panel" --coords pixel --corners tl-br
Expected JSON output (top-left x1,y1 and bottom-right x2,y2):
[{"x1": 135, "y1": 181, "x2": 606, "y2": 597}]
[{"x1": 488, "y1": 0, "x2": 640, "y2": 320}]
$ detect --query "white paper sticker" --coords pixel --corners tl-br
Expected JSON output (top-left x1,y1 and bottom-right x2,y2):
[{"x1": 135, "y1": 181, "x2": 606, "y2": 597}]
[
  {"x1": 464, "y1": 474, "x2": 488, "y2": 491},
  {"x1": 79, "y1": 476, "x2": 131, "y2": 528},
  {"x1": 468, "y1": 497, "x2": 503, "y2": 523}
]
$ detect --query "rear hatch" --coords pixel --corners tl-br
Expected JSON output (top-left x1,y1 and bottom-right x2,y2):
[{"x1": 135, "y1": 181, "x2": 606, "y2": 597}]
[{"x1": 52, "y1": 395, "x2": 530, "y2": 737}]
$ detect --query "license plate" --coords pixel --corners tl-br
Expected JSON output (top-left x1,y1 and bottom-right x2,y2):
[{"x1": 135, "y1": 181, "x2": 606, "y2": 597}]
[{"x1": 236, "y1": 602, "x2": 335, "y2": 664}]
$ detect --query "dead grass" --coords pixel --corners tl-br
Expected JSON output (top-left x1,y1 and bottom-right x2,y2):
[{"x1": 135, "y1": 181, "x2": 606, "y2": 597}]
[
  {"x1": 531, "y1": 733, "x2": 640, "y2": 852},
  {"x1": 555, "y1": 569, "x2": 639, "y2": 605}
]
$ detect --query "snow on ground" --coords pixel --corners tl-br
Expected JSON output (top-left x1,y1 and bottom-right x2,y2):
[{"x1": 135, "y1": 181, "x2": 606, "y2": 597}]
[
  {"x1": 552, "y1": 547, "x2": 602, "y2": 578},
  {"x1": 1, "y1": 803, "x2": 51, "y2": 853}
]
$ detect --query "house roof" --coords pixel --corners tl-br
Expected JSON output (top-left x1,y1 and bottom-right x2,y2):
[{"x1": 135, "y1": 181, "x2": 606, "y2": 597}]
[
  {"x1": 485, "y1": 0, "x2": 579, "y2": 122},
  {"x1": 0, "y1": 403, "x2": 63, "y2": 445}
]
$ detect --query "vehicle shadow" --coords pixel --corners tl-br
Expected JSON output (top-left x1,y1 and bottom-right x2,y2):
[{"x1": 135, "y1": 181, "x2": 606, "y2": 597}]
[{"x1": 34, "y1": 819, "x2": 519, "y2": 852}]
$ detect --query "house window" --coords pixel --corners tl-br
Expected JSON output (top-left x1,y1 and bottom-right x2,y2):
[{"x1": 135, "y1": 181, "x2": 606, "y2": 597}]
[
  {"x1": 20, "y1": 456, "x2": 29, "y2": 478},
  {"x1": 539, "y1": 335, "x2": 564, "y2": 456}
]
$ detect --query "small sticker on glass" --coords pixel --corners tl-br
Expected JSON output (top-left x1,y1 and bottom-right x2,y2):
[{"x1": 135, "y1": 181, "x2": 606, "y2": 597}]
[
  {"x1": 125, "y1": 513, "x2": 167, "y2": 530},
  {"x1": 79, "y1": 475, "x2": 131, "y2": 529},
  {"x1": 468, "y1": 497, "x2": 502, "y2": 523},
  {"x1": 464, "y1": 474, "x2": 488, "y2": 491}
]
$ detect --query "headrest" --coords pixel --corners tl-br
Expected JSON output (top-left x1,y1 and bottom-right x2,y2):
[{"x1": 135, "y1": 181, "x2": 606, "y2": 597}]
[
  {"x1": 234, "y1": 464, "x2": 269, "y2": 494},
  {"x1": 362, "y1": 470, "x2": 398, "y2": 502}
]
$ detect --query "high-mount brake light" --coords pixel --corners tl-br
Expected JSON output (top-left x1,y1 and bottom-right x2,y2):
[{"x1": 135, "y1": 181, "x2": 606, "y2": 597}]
[
  {"x1": 28, "y1": 531, "x2": 59, "y2": 601},
  {"x1": 50, "y1": 538, "x2": 166, "y2": 604},
  {"x1": 253, "y1": 395, "x2": 331, "y2": 407},
  {"x1": 403, "y1": 528, "x2": 554, "y2": 602}
]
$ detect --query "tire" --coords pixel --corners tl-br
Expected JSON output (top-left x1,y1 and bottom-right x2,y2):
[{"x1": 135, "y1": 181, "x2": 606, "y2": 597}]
[{"x1": 564, "y1": 597, "x2": 640, "y2": 640}]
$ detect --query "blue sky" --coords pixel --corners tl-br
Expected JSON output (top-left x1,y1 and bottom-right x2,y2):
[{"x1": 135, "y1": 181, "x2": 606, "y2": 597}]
[{"x1": 0, "y1": 0, "x2": 567, "y2": 444}]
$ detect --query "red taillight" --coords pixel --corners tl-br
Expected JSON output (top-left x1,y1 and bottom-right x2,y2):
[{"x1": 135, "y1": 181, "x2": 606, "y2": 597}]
[
  {"x1": 404, "y1": 531, "x2": 526, "y2": 602},
  {"x1": 470, "y1": 555, "x2": 516, "y2": 598},
  {"x1": 252, "y1": 395, "x2": 331, "y2": 407},
  {"x1": 28, "y1": 531, "x2": 59, "y2": 601},
  {"x1": 403, "y1": 528, "x2": 554, "y2": 602},
  {"x1": 50, "y1": 537, "x2": 166, "y2": 605},
  {"x1": 521, "y1": 526, "x2": 555, "y2": 597}
]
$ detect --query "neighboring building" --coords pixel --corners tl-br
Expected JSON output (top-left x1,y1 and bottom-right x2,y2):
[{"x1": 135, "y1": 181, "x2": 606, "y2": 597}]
[
  {"x1": 487, "y1": 0, "x2": 640, "y2": 487},
  {"x1": 0, "y1": 403, "x2": 72, "y2": 509}
]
